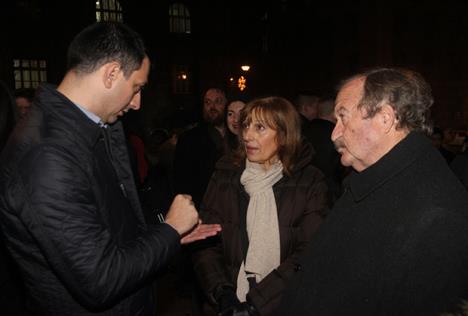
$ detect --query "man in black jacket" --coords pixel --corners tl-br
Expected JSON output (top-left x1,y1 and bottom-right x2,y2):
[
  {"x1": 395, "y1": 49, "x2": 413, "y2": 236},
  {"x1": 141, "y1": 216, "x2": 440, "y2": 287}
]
[
  {"x1": 0, "y1": 22, "x2": 220, "y2": 315},
  {"x1": 280, "y1": 68, "x2": 468, "y2": 316},
  {"x1": 174, "y1": 87, "x2": 228, "y2": 209}
]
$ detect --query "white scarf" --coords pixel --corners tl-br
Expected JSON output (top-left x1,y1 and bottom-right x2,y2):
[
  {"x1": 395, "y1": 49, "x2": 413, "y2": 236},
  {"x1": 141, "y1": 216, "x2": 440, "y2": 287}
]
[{"x1": 236, "y1": 159, "x2": 283, "y2": 301}]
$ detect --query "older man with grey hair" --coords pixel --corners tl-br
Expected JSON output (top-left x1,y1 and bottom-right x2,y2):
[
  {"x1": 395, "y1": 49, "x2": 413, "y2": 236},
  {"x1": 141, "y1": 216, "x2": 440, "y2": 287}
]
[{"x1": 280, "y1": 67, "x2": 468, "y2": 316}]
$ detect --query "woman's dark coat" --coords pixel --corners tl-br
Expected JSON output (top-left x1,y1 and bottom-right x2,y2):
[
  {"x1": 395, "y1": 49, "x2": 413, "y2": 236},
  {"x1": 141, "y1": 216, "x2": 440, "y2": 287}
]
[{"x1": 192, "y1": 143, "x2": 328, "y2": 315}]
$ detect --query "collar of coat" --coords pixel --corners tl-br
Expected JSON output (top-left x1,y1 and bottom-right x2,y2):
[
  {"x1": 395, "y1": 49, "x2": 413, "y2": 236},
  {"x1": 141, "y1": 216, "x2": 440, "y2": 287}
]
[
  {"x1": 345, "y1": 131, "x2": 432, "y2": 202},
  {"x1": 33, "y1": 83, "x2": 146, "y2": 226},
  {"x1": 34, "y1": 83, "x2": 121, "y2": 149}
]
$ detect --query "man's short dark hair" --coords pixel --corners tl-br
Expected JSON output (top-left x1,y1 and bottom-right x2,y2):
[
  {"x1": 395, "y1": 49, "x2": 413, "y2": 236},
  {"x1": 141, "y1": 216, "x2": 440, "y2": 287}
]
[
  {"x1": 340, "y1": 67, "x2": 434, "y2": 134},
  {"x1": 67, "y1": 22, "x2": 146, "y2": 78}
]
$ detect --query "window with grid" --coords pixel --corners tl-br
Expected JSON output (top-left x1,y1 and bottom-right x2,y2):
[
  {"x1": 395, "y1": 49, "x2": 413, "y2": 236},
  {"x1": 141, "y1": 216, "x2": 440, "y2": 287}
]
[
  {"x1": 173, "y1": 65, "x2": 191, "y2": 94},
  {"x1": 96, "y1": 0, "x2": 123, "y2": 22},
  {"x1": 169, "y1": 3, "x2": 191, "y2": 34},
  {"x1": 13, "y1": 59, "x2": 47, "y2": 89}
]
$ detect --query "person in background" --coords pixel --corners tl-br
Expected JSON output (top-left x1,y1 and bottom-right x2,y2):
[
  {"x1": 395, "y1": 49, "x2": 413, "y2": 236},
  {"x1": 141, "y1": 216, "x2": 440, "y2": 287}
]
[
  {"x1": 174, "y1": 87, "x2": 228, "y2": 208},
  {"x1": 0, "y1": 22, "x2": 220, "y2": 316},
  {"x1": 0, "y1": 81, "x2": 16, "y2": 150},
  {"x1": 308, "y1": 98, "x2": 345, "y2": 205},
  {"x1": 431, "y1": 126, "x2": 456, "y2": 163},
  {"x1": 192, "y1": 96, "x2": 327, "y2": 316},
  {"x1": 14, "y1": 87, "x2": 35, "y2": 119},
  {"x1": 225, "y1": 99, "x2": 246, "y2": 152},
  {"x1": 0, "y1": 80, "x2": 27, "y2": 315},
  {"x1": 294, "y1": 93, "x2": 319, "y2": 122},
  {"x1": 450, "y1": 137, "x2": 468, "y2": 190},
  {"x1": 280, "y1": 67, "x2": 468, "y2": 316}
]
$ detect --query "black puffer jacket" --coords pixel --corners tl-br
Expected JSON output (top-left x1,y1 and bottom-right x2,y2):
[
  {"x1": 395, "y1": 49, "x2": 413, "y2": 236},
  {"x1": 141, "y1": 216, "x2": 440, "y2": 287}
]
[
  {"x1": 0, "y1": 84, "x2": 180, "y2": 315},
  {"x1": 192, "y1": 143, "x2": 328, "y2": 315}
]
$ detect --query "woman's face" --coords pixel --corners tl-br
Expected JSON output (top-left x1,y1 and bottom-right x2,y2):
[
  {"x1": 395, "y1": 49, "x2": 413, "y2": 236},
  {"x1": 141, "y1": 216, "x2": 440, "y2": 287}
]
[
  {"x1": 226, "y1": 101, "x2": 245, "y2": 135},
  {"x1": 242, "y1": 111, "x2": 279, "y2": 170}
]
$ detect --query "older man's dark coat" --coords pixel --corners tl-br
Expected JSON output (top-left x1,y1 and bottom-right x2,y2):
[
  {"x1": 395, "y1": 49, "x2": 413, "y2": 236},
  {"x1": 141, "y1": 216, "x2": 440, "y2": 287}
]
[{"x1": 279, "y1": 132, "x2": 468, "y2": 316}]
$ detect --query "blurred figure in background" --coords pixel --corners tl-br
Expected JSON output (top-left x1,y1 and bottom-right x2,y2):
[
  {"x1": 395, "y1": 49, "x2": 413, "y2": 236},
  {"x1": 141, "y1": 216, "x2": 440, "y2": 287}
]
[
  {"x1": 308, "y1": 98, "x2": 345, "y2": 205},
  {"x1": 450, "y1": 136, "x2": 468, "y2": 190},
  {"x1": 174, "y1": 87, "x2": 228, "y2": 209},
  {"x1": 0, "y1": 81, "x2": 16, "y2": 150},
  {"x1": 225, "y1": 99, "x2": 246, "y2": 153},
  {"x1": 192, "y1": 97, "x2": 327, "y2": 316},
  {"x1": 431, "y1": 126, "x2": 455, "y2": 163},
  {"x1": 14, "y1": 87, "x2": 35, "y2": 119},
  {"x1": 294, "y1": 93, "x2": 319, "y2": 122}
]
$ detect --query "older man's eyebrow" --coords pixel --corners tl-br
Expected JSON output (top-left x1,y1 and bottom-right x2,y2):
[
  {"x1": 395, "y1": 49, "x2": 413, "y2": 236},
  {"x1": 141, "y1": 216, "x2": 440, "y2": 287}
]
[{"x1": 335, "y1": 106, "x2": 348, "y2": 114}]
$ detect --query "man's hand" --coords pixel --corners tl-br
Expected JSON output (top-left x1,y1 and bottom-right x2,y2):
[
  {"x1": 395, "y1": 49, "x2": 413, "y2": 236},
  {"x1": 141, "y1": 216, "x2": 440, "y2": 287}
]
[
  {"x1": 181, "y1": 220, "x2": 222, "y2": 244},
  {"x1": 165, "y1": 194, "x2": 199, "y2": 236}
]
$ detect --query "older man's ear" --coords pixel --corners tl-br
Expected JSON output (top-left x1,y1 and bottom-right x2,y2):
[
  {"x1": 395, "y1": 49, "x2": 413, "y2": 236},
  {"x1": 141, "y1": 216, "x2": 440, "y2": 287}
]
[{"x1": 379, "y1": 103, "x2": 398, "y2": 134}]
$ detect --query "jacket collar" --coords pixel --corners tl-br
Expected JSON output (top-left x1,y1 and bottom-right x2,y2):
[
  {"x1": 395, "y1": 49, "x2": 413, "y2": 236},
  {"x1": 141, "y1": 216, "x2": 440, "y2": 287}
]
[
  {"x1": 35, "y1": 84, "x2": 104, "y2": 148},
  {"x1": 346, "y1": 132, "x2": 431, "y2": 202}
]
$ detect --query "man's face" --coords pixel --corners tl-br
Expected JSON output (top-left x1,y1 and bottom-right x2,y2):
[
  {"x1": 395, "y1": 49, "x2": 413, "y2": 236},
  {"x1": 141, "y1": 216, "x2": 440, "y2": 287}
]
[
  {"x1": 331, "y1": 77, "x2": 384, "y2": 172},
  {"x1": 16, "y1": 97, "x2": 32, "y2": 117},
  {"x1": 104, "y1": 57, "x2": 150, "y2": 124},
  {"x1": 203, "y1": 89, "x2": 226, "y2": 126}
]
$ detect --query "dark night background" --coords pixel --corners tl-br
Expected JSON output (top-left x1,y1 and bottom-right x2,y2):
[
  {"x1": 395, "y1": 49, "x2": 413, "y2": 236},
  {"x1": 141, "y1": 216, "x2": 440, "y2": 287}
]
[{"x1": 1, "y1": 0, "x2": 468, "y2": 135}]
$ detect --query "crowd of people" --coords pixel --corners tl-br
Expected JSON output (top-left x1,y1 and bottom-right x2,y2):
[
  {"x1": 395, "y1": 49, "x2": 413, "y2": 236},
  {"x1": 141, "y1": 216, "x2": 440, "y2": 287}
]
[{"x1": 0, "y1": 21, "x2": 468, "y2": 316}]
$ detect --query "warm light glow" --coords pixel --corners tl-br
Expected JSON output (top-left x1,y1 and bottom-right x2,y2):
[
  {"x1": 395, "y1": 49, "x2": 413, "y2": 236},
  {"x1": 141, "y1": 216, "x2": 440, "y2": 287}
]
[
  {"x1": 241, "y1": 65, "x2": 250, "y2": 71},
  {"x1": 237, "y1": 76, "x2": 247, "y2": 91},
  {"x1": 229, "y1": 77, "x2": 234, "y2": 82},
  {"x1": 181, "y1": 73, "x2": 187, "y2": 80}
]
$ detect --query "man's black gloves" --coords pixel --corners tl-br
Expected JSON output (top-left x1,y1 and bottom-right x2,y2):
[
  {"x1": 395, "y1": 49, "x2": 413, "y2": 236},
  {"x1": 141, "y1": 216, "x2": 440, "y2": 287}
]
[
  {"x1": 215, "y1": 286, "x2": 240, "y2": 314},
  {"x1": 214, "y1": 286, "x2": 260, "y2": 316}
]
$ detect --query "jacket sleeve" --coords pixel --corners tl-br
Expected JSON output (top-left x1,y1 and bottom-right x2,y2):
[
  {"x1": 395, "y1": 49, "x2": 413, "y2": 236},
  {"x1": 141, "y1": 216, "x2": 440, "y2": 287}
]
[
  {"x1": 247, "y1": 169, "x2": 328, "y2": 315},
  {"x1": 191, "y1": 172, "x2": 234, "y2": 305},
  {"x1": 13, "y1": 144, "x2": 181, "y2": 310}
]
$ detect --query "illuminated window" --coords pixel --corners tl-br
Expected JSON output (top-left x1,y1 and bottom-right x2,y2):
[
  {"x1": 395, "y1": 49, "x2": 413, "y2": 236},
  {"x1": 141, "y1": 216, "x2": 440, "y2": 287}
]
[
  {"x1": 96, "y1": 0, "x2": 123, "y2": 22},
  {"x1": 169, "y1": 3, "x2": 191, "y2": 34},
  {"x1": 173, "y1": 65, "x2": 191, "y2": 94},
  {"x1": 13, "y1": 59, "x2": 47, "y2": 89}
]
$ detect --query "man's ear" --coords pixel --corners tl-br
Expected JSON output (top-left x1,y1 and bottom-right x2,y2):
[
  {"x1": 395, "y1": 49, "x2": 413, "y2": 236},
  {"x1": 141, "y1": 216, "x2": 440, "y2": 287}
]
[
  {"x1": 102, "y1": 62, "x2": 121, "y2": 89},
  {"x1": 379, "y1": 103, "x2": 397, "y2": 133}
]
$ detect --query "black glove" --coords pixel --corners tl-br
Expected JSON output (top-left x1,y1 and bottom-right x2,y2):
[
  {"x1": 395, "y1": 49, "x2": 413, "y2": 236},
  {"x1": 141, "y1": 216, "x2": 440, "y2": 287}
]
[
  {"x1": 214, "y1": 286, "x2": 240, "y2": 314},
  {"x1": 218, "y1": 301, "x2": 260, "y2": 316}
]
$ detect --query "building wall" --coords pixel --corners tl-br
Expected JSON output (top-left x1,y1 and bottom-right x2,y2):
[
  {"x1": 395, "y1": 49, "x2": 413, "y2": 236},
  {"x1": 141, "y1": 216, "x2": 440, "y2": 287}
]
[{"x1": 1, "y1": 0, "x2": 467, "y2": 132}]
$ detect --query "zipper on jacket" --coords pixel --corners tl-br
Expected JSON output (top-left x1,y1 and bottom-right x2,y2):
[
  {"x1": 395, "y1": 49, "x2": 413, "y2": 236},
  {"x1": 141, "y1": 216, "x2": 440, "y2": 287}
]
[
  {"x1": 120, "y1": 183, "x2": 128, "y2": 198},
  {"x1": 100, "y1": 128, "x2": 129, "y2": 201}
]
